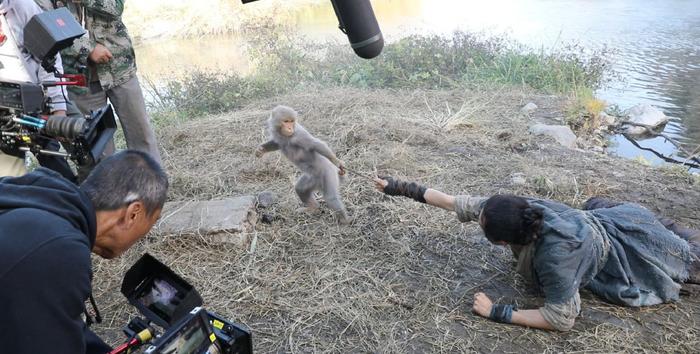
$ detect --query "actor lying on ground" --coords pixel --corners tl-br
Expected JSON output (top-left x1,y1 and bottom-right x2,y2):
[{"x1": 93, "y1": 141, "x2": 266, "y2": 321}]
[{"x1": 374, "y1": 176, "x2": 700, "y2": 331}]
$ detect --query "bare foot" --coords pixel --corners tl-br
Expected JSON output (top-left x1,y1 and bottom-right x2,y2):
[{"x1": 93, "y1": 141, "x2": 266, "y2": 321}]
[
  {"x1": 296, "y1": 206, "x2": 320, "y2": 215},
  {"x1": 338, "y1": 214, "x2": 353, "y2": 225}
]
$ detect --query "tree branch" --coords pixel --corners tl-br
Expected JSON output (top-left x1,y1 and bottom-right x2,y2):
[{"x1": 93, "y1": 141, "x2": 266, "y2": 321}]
[{"x1": 617, "y1": 121, "x2": 700, "y2": 166}]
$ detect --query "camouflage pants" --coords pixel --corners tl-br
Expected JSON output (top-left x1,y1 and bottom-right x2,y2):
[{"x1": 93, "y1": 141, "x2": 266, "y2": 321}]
[{"x1": 70, "y1": 75, "x2": 162, "y2": 165}]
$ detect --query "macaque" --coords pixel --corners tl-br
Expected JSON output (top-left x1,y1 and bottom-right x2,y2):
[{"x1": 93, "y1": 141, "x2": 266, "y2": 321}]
[{"x1": 256, "y1": 105, "x2": 351, "y2": 224}]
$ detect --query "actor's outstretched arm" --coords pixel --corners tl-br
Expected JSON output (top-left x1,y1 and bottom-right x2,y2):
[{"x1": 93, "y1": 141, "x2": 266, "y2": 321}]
[{"x1": 374, "y1": 177, "x2": 456, "y2": 211}]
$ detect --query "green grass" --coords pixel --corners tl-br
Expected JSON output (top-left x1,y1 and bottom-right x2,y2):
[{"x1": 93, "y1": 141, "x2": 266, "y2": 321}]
[{"x1": 145, "y1": 28, "x2": 615, "y2": 126}]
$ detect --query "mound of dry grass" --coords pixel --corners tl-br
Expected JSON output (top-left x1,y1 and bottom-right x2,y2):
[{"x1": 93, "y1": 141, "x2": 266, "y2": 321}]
[{"x1": 91, "y1": 86, "x2": 699, "y2": 353}]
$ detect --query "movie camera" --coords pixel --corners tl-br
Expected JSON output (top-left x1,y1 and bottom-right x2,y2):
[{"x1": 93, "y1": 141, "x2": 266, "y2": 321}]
[
  {"x1": 0, "y1": 8, "x2": 115, "y2": 167},
  {"x1": 112, "y1": 254, "x2": 252, "y2": 354}
]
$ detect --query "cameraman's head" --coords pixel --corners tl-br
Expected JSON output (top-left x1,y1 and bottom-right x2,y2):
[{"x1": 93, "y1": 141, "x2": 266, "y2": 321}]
[{"x1": 80, "y1": 150, "x2": 168, "y2": 259}]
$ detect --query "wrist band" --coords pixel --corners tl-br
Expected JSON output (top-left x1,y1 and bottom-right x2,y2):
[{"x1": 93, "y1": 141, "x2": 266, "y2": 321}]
[
  {"x1": 489, "y1": 304, "x2": 516, "y2": 324},
  {"x1": 381, "y1": 177, "x2": 427, "y2": 203}
]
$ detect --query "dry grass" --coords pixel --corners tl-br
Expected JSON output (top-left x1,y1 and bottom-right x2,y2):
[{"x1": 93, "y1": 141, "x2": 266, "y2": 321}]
[{"x1": 91, "y1": 86, "x2": 699, "y2": 353}]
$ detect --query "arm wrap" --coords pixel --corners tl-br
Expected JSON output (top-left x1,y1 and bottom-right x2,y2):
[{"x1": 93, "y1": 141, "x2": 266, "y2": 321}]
[
  {"x1": 380, "y1": 177, "x2": 428, "y2": 204},
  {"x1": 489, "y1": 304, "x2": 516, "y2": 324}
]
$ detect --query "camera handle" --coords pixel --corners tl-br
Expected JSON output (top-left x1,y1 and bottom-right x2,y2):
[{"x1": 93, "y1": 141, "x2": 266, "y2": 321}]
[{"x1": 109, "y1": 327, "x2": 153, "y2": 354}]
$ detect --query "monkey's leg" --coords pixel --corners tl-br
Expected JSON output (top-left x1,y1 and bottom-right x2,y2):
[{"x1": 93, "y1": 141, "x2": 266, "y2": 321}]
[
  {"x1": 295, "y1": 174, "x2": 319, "y2": 209},
  {"x1": 322, "y1": 173, "x2": 351, "y2": 225}
]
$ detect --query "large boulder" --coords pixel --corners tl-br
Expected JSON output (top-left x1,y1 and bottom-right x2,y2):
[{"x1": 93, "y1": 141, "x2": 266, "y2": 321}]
[
  {"x1": 528, "y1": 124, "x2": 577, "y2": 149},
  {"x1": 623, "y1": 104, "x2": 669, "y2": 135}
]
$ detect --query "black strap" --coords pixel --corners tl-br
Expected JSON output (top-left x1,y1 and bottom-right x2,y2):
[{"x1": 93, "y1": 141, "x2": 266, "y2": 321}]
[
  {"x1": 84, "y1": 294, "x2": 102, "y2": 327},
  {"x1": 380, "y1": 176, "x2": 427, "y2": 203}
]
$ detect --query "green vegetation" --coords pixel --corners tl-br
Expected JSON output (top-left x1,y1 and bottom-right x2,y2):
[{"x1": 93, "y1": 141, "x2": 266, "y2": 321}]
[
  {"x1": 145, "y1": 27, "x2": 614, "y2": 125},
  {"x1": 565, "y1": 87, "x2": 608, "y2": 134}
]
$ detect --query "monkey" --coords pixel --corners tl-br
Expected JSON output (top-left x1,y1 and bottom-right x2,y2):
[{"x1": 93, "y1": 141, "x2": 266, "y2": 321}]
[{"x1": 256, "y1": 105, "x2": 351, "y2": 224}]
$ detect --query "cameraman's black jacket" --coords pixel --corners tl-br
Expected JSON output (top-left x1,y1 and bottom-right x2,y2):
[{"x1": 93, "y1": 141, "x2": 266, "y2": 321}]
[{"x1": 0, "y1": 168, "x2": 110, "y2": 354}]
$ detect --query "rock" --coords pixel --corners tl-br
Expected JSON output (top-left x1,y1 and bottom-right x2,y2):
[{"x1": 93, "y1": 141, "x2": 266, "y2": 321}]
[
  {"x1": 496, "y1": 131, "x2": 512, "y2": 141},
  {"x1": 257, "y1": 191, "x2": 276, "y2": 208},
  {"x1": 510, "y1": 173, "x2": 527, "y2": 186},
  {"x1": 156, "y1": 197, "x2": 257, "y2": 245},
  {"x1": 623, "y1": 104, "x2": 669, "y2": 135},
  {"x1": 590, "y1": 146, "x2": 605, "y2": 154},
  {"x1": 599, "y1": 112, "x2": 616, "y2": 126},
  {"x1": 508, "y1": 141, "x2": 529, "y2": 153},
  {"x1": 528, "y1": 124, "x2": 577, "y2": 149},
  {"x1": 521, "y1": 102, "x2": 538, "y2": 114},
  {"x1": 260, "y1": 213, "x2": 275, "y2": 224}
]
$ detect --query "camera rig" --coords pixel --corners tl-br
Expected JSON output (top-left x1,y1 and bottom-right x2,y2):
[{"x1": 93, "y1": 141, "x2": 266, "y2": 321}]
[
  {"x1": 0, "y1": 8, "x2": 115, "y2": 167},
  {"x1": 114, "y1": 254, "x2": 253, "y2": 354}
]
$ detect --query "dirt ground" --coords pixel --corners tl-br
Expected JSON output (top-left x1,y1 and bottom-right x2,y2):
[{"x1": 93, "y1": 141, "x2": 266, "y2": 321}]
[{"x1": 91, "y1": 86, "x2": 700, "y2": 353}]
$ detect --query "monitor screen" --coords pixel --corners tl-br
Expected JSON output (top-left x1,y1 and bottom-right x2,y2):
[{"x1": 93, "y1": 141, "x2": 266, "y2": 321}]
[
  {"x1": 135, "y1": 277, "x2": 184, "y2": 324},
  {"x1": 146, "y1": 309, "x2": 219, "y2": 354}
]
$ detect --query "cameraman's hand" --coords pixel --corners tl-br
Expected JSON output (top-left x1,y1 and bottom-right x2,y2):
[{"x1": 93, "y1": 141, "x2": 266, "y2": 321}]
[{"x1": 89, "y1": 44, "x2": 113, "y2": 64}]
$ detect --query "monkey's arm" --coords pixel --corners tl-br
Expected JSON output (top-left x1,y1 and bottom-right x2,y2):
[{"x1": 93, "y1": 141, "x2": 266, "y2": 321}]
[
  {"x1": 261, "y1": 140, "x2": 280, "y2": 151},
  {"x1": 310, "y1": 138, "x2": 342, "y2": 165},
  {"x1": 257, "y1": 140, "x2": 280, "y2": 156}
]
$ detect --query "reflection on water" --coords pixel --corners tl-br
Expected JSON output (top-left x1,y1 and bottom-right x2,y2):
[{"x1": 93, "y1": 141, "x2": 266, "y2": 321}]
[
  {"x1": 135, "y1": 0, "x2": 700, "y2": 166},
  {"x1": 135, "y1": 35, "x2": 251, "y2": 81}
]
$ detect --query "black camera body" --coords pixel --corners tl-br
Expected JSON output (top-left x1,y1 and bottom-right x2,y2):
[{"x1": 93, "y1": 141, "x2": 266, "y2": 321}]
[
  {"x1": 0, "y1": 8, "x2": 115, "y2": 167},
  {"x1": 121, "y1": 254, "x2": 253, "y2": 354}
]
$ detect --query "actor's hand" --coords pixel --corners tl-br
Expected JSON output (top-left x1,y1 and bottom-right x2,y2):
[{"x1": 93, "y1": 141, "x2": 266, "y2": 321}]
[
  {"x1": 374, "y1": 177, "x2": 388, "y2": 192},
  {"x1": 472, "y1": 292, "x2": 494, "y2": 318},
  {"x1": 89, "y1": 44, "x2": 113, "y2": 64}
]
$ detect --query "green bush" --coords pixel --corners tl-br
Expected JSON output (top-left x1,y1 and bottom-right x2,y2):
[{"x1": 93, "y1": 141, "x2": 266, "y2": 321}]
[{"x1": 145, "y1": 29, "x2": 615, "y2": 124}]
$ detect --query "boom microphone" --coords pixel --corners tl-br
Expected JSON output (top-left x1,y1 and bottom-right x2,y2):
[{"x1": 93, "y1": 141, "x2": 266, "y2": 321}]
[{"x1": 329, "y1": 0, "x2": 384, "y2": 59}]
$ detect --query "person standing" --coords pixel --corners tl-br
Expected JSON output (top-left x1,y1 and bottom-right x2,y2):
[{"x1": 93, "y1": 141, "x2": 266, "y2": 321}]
[
  {"x1": 36, "y1": 0, "x2": 162, "y2": 164},
  {"x1": 1, "y1": 0, "x2": 78, "y2": 182}
]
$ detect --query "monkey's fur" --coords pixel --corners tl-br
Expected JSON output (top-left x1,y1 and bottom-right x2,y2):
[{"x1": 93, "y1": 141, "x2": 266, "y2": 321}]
[{"x1": 257, "y1": 105, "x2": 351, "y2": 224}]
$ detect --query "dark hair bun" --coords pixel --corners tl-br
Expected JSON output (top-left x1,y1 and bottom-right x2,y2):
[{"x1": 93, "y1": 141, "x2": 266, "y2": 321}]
[
  {"x1": 520, "y1": 207, "x2": 544, "y2": 243},
  {"x1": 482, "y1": 195, "x2": 544, "y2": 245}
]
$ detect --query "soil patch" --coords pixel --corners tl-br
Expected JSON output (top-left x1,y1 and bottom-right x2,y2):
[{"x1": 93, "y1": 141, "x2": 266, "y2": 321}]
[{"x1": 92, "y1": 86, "x2": 699, "y2": 353}]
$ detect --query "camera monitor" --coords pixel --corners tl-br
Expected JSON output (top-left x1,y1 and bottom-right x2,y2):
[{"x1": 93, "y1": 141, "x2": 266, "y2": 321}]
[
  {"x1": 144, "y1": 307, "x2": 219, "y2": 354},
  {"x1": 121, "y1": 254, "x2": 204, "y2": 328}
]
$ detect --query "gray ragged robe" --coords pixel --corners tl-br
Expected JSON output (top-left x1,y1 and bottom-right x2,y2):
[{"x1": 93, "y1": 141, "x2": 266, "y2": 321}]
[{"x1": 455, "y1": 196, "x2": 692, "y2": 330}]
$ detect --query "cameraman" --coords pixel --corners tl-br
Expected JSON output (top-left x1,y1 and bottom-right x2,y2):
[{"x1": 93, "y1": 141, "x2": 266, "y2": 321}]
[
  {"x1": 0, "y1": 150, "x2": 168, "y2": 353},
  {"x1": 0, "y1": 0, "x2": 79, "y2": 182}
]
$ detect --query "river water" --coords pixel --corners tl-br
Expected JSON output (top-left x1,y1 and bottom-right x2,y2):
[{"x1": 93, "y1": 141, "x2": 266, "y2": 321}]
[{"x1": 134, "y1": 0, "x2": 700, "y2": 166}]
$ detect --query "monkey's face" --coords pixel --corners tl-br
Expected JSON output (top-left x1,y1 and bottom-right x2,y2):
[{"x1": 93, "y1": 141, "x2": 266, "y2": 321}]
[{"x1": 280, "y1": 118, "x2": 295, "y2": 137}]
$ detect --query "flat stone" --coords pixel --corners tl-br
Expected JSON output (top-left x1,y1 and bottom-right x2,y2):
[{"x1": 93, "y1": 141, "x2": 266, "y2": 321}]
[
  {"x1": 256, "y1": 191, "x2": 276, "y2": 208},
  {"x1": 599, "y1": 112, "x2": 616, "y2": 126},
  {"x1": 155, "y1": 196, "x2": 257, "y2": 245},
  {"x1": 529, "y1": 123, "x2": 577, "y2": 149},
  {"x1": 510, "y1": 173, "x2": 527, "y2": 186},
  {"x1": 521, "y1": 102, "x2": 538, "y2": 114}
]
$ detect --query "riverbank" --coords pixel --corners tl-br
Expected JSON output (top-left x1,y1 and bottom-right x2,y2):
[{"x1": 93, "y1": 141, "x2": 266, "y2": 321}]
[
  {"x1": 92, "y1": 85, "x2": 699, "y2": 352},
  {"x1": 123, "y1": 0, "x2": 326, "y2": 43}
]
